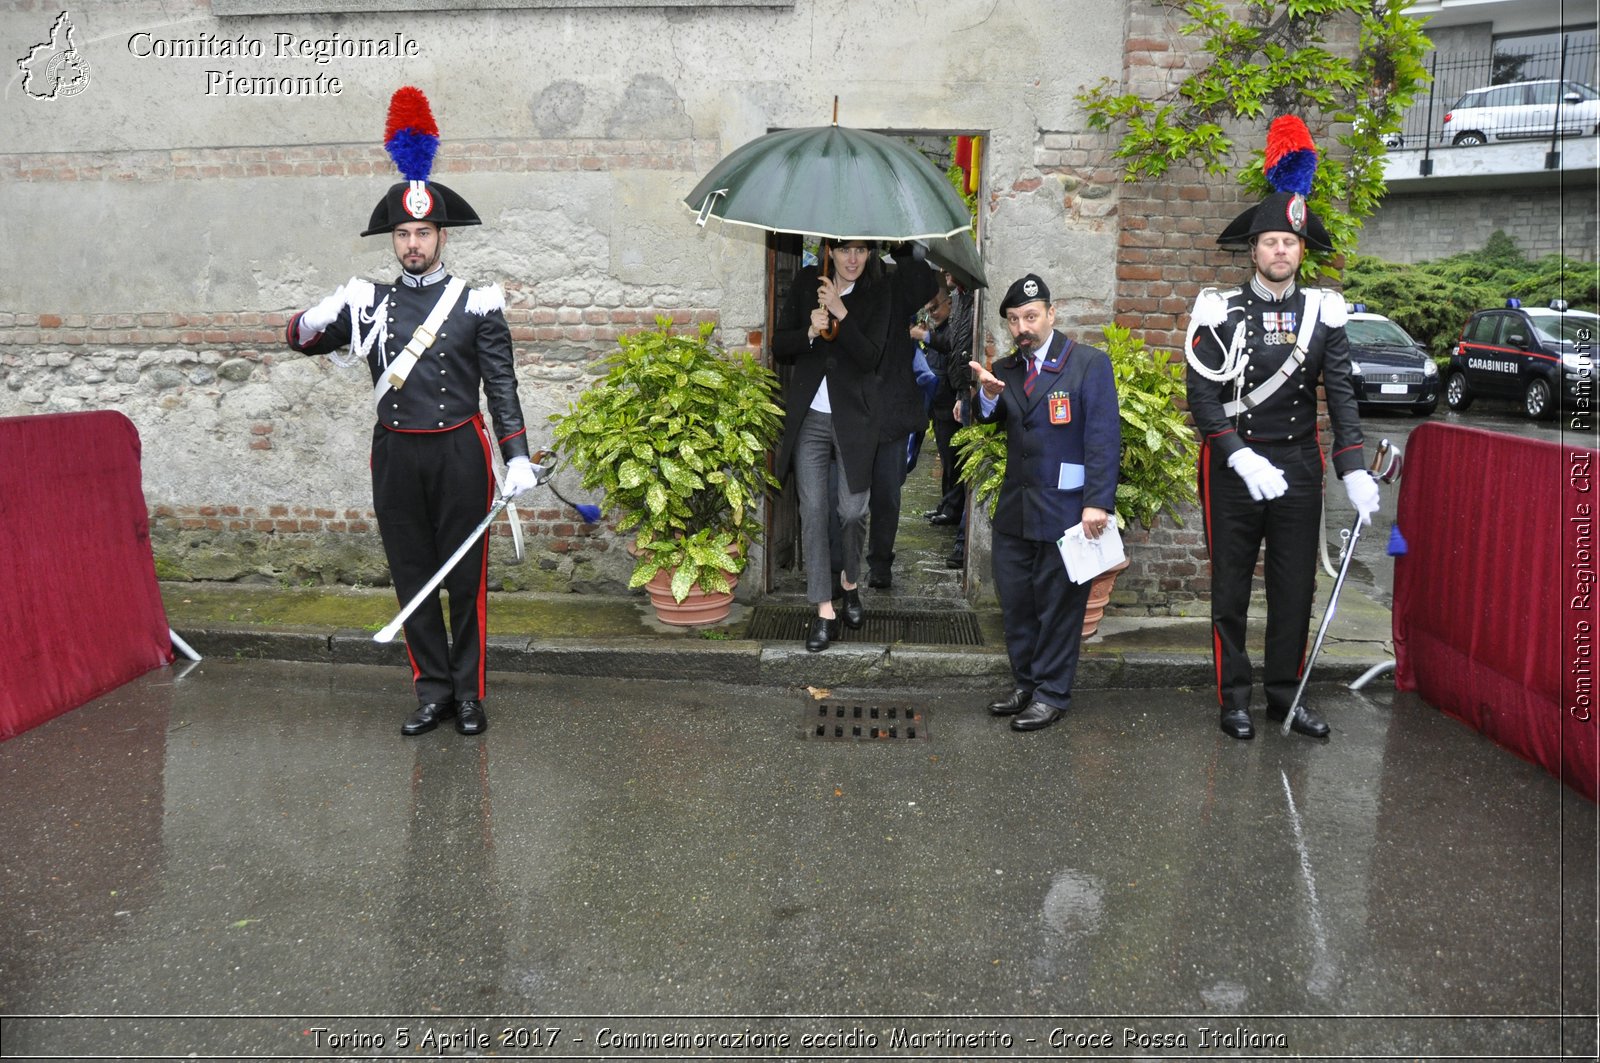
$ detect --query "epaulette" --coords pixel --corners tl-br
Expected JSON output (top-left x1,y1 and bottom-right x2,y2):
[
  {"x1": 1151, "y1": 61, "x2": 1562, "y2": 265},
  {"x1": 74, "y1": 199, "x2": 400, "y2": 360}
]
[
  {"x1": 465, "y1": 283, "x2": 506, "y2": 316},
  {"x1": 1189, "y1": 287, "x2": 1238, "y2": 328},
  {"x1": 1309, "y1": 287, "x2": 1348, "y2": 327}
]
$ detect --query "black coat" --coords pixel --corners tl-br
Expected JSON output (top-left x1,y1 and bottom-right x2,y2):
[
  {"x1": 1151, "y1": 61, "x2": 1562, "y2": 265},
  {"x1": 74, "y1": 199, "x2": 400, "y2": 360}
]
[
  {"x1": 771, "y1": 266, "x2": 891, "y2": 493},
  {"x1": 872, "y1": 259, "x2": 941, "y2": 441},
  {"x1": 1186, "y1": 283, "x2": 1364, "y2": 476},
  {"x1": 287, "y1": 274, "x2": 530, "y2": 462}
]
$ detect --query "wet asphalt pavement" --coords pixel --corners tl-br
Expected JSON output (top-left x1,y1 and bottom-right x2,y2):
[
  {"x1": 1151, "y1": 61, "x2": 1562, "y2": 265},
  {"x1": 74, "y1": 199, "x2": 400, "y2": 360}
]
[{"x1": 2, "y1": 658, "x2": 1594, "y2": 1060}]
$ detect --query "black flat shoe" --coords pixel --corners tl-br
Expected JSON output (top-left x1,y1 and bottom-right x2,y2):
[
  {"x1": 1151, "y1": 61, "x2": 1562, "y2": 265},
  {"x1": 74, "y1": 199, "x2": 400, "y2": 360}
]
[
  {"x1": 402, "y1": 702, "x2": 455, "y2": 736},
  {"x1": 841, "y1": 587, "x2": 864, "y2": 629},
  {"x1": 1220, "y1": 706, "x2": 1254, "y2": 740},
  {"x1": 867, "y1": 570, "x2": 892, "y2": 589},
  {"x1": 946, "y1": 550, "x2": 965, "y2": 568},
  {"x1": 455, "y1": 700, "x2": 488, "y2": 735},
  {"x1": 805, "y1": 616, "x2": 839, "y2": 652},
  {"x1": 987, "y1": 688, "x2": 1032, "y2": 715},
  {"x1": 928, "y1": 511, "x2": 960, "y2": 526},
  {"x1": 1267, "y1": 703, "x2": 1330, "y2": 738},
  {"x1": 1011, "y1": 700, "x2": 1064, "y2": 732}
]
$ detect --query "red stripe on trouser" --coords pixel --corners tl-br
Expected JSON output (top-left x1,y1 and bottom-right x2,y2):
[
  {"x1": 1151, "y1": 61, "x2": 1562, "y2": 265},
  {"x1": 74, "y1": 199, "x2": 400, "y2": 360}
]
[
  {"x1": 1199, "y1": 440, "x2": 1224, "y2": 706},
  {"x1": 474, "y1": 420, "x2": 494, "y2": 700}
]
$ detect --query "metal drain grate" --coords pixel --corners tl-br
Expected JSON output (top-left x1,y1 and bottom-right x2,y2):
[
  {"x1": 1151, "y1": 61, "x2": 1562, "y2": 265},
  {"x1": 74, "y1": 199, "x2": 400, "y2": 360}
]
[
  {"x1": 808, "y1": 700, "x2": 928, "y2": 742},
  {"x1": 748, "y1": 605, "x2": 984, "y2": 646}
]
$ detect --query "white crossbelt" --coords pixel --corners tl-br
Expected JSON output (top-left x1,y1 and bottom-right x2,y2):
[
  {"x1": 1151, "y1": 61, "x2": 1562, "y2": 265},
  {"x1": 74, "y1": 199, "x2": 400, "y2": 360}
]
[
  {"x1": 1222, "y1": 288, "x2": 1322, "y2": 418},
  {"x1": 372, "y1": 277, "x2": 466, "y2": 410}
]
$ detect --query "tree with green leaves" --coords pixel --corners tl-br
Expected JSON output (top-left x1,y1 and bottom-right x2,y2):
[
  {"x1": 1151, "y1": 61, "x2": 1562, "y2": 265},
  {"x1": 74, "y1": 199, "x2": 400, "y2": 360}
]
[{"x1": 1079, "y1": 0, "x2": 1433, "y2": 277}]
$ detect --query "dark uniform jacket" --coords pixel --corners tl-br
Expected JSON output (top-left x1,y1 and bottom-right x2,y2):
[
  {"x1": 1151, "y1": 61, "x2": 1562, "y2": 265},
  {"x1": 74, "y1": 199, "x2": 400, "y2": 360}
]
[
  {"x1": 286, "y1": 274, "x2": 530, "y2": 463},
  {"x1": 1186, "y1": 282, "x2": 1364, "y2": 477},
  {"x1": 771, "y1": 266, "x2": 891, "y2": 493},
  {"x1": 977, "y1": 331, "x2": 1120, "y2": 542}
]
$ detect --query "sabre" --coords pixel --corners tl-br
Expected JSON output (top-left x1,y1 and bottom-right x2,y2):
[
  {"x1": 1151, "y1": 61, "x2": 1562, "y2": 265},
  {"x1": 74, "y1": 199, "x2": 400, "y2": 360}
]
[
  {"x1": 371, "y1": 454, "x2": 601, "y2": 645},
  {"x1": 1280, "y1": 438, "x2": 1404, "y2": 735},
  {"x1": 373, "y1": 494, "x2": 512, "y2": 644}
]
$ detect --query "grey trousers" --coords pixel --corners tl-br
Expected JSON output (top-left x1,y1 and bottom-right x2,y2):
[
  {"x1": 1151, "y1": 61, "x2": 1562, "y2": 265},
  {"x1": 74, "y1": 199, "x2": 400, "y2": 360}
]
[{"x1": 795, "y1": 411, "x2": 870, "y2": 605}]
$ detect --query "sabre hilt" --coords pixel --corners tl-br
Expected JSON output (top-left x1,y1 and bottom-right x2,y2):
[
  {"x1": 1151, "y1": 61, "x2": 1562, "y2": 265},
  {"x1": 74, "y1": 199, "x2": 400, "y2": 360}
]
[{"x1": 1371, "y1": 438, "x2": 1403, "y2": 484}]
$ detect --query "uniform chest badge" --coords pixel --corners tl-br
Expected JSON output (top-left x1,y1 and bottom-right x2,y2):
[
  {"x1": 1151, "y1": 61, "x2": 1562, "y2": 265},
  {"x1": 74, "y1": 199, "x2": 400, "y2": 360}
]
[{"x1": 1048, "y1": 391, "x2": 1071, "y2": 425}]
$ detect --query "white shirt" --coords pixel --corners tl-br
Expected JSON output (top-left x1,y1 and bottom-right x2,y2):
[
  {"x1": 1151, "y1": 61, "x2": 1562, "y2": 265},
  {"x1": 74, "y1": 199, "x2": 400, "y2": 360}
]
[{"x1": 808, "y1": 280, "x2": 856, "y2": 414}]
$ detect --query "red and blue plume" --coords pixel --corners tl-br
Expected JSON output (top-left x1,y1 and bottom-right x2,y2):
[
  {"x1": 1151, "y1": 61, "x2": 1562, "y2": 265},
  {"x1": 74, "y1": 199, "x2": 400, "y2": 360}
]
[
  {"x1": 383, "y1": 86, "x2": 439, "y2": 183},
  {"x1": 1264, "y1": 115, "x2": 1318, "y2": 196}
]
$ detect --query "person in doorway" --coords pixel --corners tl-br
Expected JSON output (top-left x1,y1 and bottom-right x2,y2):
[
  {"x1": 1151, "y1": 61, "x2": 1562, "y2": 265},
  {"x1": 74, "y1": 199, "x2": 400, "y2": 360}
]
[{"x1": 772, "y1": 240, "x2": 891, "y2": 651}]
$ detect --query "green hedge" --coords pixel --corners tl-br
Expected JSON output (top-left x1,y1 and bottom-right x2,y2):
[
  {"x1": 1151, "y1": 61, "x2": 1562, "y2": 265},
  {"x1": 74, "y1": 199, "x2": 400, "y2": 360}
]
[{"x1": 1344, "y1": 231, "x2": 1599, "y2": 359}]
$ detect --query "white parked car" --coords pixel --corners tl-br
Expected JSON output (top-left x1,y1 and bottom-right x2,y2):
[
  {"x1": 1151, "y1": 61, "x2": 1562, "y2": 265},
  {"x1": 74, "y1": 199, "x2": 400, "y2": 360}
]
[{"x1": 1442, "y1": 79, "x2": 1600, "y2": 146}]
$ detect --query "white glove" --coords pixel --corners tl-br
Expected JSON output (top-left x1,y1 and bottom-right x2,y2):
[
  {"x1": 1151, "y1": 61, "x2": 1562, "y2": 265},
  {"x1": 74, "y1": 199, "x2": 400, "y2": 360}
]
[
  {"x1": 502, "y1": 456, "x2": 544, "y2": 498},
  {"x1": 1227, "y1": 447, "x2": 1289, "y2": 502},
  {"x1": 1343, "y1": 469, "x2": 1381, "y2": 527},
  {"x1": 297, "y1": 284, "x2": 346, "y2": 341}
]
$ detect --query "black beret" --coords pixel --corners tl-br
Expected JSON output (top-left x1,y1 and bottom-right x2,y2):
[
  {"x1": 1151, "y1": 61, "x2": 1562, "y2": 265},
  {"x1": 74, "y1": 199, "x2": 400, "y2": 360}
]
[{"x1": 999, "y1": 273, "x2": 1050, "y2": 316}]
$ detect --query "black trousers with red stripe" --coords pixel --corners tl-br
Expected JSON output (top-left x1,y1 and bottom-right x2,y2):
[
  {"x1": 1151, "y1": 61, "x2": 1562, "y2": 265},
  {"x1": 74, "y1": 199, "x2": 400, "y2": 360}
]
[
  {"x1": 1200, "y1": 438, "x2": 1324, "y2": 715},
  {"x1": 371, "y1": 421, "x2": 494, "y2": 706}
]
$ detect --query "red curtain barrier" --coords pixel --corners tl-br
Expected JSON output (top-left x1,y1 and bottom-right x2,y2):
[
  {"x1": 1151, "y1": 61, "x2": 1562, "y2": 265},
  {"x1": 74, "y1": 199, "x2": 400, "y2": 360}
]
[
  {"x1": 0, "y1": 411, "x2": 174, "y2": 740},
  {"x1": 1394, "y1": 422, "x2": 1598, "y2": 800}
]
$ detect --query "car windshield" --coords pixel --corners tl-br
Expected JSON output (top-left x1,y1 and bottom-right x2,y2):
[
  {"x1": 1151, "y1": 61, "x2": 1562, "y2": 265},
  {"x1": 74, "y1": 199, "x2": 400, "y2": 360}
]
[
  {"x1": 1524, "y1": 311, "x2": 1600, "y2": 346},
  {"x1": 1346, "y1": 317, "x2": 1417, "y2": 346}
]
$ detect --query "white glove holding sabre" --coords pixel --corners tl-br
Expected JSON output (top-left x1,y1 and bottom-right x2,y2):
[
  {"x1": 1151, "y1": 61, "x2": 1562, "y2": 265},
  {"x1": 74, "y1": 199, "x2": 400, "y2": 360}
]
[
  {"x1": 295, "y1": 285, "x2": 347, "y2": 344},
  {"x1": 1342, "y1": 468, "x2": 1381, "y2": 527},
  {"x1": 1228, "y1": 447, "x2": 1289, "y2": 501},
  {"x1": 502, "y1": 456, "x2": 545, "y2": 498}
]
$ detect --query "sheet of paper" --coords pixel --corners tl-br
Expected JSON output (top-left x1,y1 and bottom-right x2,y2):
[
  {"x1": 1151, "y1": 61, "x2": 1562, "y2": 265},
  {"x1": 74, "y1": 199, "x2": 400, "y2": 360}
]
[{"x1": 1056, "y1": 517, "x2": 1126, "y2": 584}]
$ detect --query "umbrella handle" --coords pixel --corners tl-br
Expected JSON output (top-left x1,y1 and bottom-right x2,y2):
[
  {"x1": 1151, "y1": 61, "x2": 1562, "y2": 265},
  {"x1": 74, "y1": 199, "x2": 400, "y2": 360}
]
[{"x1": 817, "y1": 246, "x2": 840, "y2": 341}]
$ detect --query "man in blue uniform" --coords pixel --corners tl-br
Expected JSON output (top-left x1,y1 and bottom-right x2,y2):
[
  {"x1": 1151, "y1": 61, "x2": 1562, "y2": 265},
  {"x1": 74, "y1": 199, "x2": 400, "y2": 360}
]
[
  {"x1": 286, "y1": 87, "x2": 538, "y2": 737},
  {"x1": 969, "y1": 275, "x2": 1121, "y2": 733},
  {"x1": 1185, "y1": 128, "x2": 1380, "y2": 741}
]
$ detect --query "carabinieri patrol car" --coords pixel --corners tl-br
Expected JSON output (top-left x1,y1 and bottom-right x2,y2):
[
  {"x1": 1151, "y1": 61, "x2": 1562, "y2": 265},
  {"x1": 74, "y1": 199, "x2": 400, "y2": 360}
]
[{"x1": 1446, "y1": 298, "x2": 1597, "y2": 424}]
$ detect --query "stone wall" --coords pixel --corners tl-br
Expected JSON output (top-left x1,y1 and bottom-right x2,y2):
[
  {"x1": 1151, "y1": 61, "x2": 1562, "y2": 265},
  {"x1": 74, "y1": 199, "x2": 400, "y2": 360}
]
[
  {"x1": 1358, "y1": 184, "x2": 1599, "y2": 263},
  {"x1": 2, "y1": 0, "x2": 1128, "y2": 598}
]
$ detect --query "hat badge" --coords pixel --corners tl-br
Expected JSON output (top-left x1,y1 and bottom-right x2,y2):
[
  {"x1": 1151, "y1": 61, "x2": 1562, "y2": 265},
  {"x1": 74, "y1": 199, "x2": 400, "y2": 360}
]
[
  {"x1": 1022, "y1": 279, "x2": 1039, "y2": 298},
  {"x1": 403, "y1": 179, "x2": 434, "y2": 220},
  {"x1": 1285, "y1": 193, "x2": 1307, "y2": 233}
]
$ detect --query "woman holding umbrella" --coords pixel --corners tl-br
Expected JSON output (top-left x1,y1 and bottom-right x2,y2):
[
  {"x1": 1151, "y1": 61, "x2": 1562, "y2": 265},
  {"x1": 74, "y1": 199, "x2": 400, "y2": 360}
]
[{"x1": 772, "y1": 240, "x2": 892, "y2": 652}]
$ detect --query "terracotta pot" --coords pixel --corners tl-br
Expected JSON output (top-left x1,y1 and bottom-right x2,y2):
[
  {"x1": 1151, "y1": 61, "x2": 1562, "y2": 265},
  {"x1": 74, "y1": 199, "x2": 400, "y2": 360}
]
[
  {"x1": 1081, "y1": 557, "x2": 1130, "y2": 639},
  {"x1": 642, "y1": 566, "x2": 739, "y2": 627},
  {"x1": 631, "y1": 539, "x2": 744, "y2": 628}
]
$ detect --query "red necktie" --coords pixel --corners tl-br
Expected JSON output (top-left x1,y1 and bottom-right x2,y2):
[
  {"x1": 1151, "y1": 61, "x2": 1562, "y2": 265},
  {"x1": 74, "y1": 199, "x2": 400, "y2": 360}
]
[{"x1": 1023, "y1": 356, "x2": 1040, "y2": 396}]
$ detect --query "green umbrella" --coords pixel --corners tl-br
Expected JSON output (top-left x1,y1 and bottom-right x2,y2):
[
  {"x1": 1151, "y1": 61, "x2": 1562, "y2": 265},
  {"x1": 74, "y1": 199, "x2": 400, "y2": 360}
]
[
  {"x1": 918, "y1": 230, "x2": 987, "y2": 291},
  {"x1": 685, "y1": 123, "x2": 974, "y2": 243}
]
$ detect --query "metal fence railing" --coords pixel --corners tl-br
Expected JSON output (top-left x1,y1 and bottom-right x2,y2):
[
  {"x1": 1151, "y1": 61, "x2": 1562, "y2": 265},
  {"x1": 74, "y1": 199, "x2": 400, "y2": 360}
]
[{"x1": 1388, "y1": 40, "x2": 1599, "y2": 149}]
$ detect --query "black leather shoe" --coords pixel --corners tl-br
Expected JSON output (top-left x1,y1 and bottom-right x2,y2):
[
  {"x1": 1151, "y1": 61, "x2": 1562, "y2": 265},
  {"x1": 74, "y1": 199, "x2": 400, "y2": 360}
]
[
  {"x1": 1267, "y1": 703, "x2": 1331, "y2": 738},
  {"x1": 402, "y1": 702, "x2": 455, "y2": 736},
  {"x1": 1220, "y1": 706, "x2": 1254, "y2": 740},
  {"x1": 868, "y1": 570, "x2": 892, "y2": 589},
  {"x1": 928, "y1": 511, "x2": 960, "y2": 526},
  {"x1": 1011, "y1": 700, "x2": 1064, "y2": 732},
  {"x1": 987, "y1": 688, "x2": 1032, "y2": 716},
  {"x1": 805, "y1": 615, "x2": 839, "y2": 652},
  {"x1": 840, "y1": 587, "x2": 865, "y2": 629},
  {"x1": 455, "y1": 700, "x2": 488, "y2": 735},
  {"x1": 946, "y1": 549, "x2": 965, "y2": 568}
]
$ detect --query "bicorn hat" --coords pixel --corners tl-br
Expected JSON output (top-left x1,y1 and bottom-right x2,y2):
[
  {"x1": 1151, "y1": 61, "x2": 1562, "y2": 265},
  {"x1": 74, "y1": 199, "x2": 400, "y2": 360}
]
[
  {"x1": 1217, "y1": 116, "x2": 1333, "y2": 252},
  {"x1": 361, "y1": 86, "x2": 481, "y2": 237}
]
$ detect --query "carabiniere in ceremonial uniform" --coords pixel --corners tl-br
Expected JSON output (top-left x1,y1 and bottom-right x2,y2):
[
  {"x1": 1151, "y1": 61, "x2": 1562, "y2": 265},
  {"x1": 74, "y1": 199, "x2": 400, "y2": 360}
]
[
  {"x1": 286, "y1": 87, "x2": 540, "y2": 737},
  {"x1": 1184, "y1": 116, "x2": 1381, "y2": 742}
]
